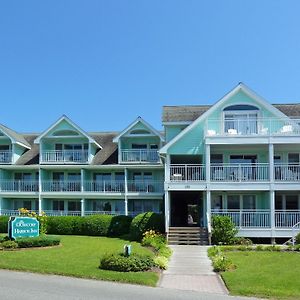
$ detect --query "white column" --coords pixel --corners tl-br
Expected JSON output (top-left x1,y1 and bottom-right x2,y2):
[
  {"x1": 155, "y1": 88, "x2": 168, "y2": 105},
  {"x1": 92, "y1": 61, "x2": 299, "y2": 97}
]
[
  {"x1": 270, "y1": 190, "x2": 275, "y2": 230},
  {"x1": 205, "y1": 144, "x2": 211, "y2": 182},
  {"x1": 0, "y1": 197, "x2": 2, "y2": 216},
  {"x1": 81, "y1": 199, "x2": 85, "y2": 217},
  {"x1": 81, "y1": 169, "x2": 85, "y2": 192},
  {"x1": 164, "y1": 191, "x2": 170, "y2": 233},
  {"x1": 269, "y1": 143, "x2": 274, "y2": 182},
  {"x1": 118, "y1": 140, "x2": 122, "y2": 163},
  {"x1": 38, "y1": 168, "x2": 42, "y2": 215},
  {"x1": 124, "y1": 168, "x2": 128, "y2": 216},
  {"x1": 165, "y1": 155, "x2": 170, "y2": 182},
  {"x1": 206, "y1": 190, "x2": 211, "y2": 226}
]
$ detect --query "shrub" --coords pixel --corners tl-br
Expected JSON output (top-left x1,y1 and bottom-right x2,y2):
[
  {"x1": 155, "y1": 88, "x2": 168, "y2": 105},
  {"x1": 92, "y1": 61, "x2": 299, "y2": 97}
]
[
  {"x1": 19, "y1": 208, "x2": 48, "y2": 234},
  {"x1": 211, "y1": 215, "x2": 238, "y2": 245},
  {"x1": 1, "y1": 240, "x2": 18, "y2": 249},
  {"x1": 212, "y1": 254, "x2": 235, "y2": 272},
  {"x1": 16, "y1": 235, "x2": 60, "y2": 248},
  {"x1": 0, "y1": 216, "x2": 9, "y2": 233},
  {"x1": 100, "y1": 253, "x2": 154, "y2": 272},
  {"x1": 108, "y1": 215, "x2": 132, "y2": 237},
  {"x1": 130, "y1": 212, "x2": 165, "y2": 241},
  {"x1": 46, "y1": 215, "x2": 133, "y2": 237},
  {"x1": 154, "y1": 256, "x2": 168, "y2": 270},
  {"x1": 233, "y1": 237, "x2": 253, "y2": 246},
  {"x1": 295, "y1": 232, "x2": 300, "y2": 245}
]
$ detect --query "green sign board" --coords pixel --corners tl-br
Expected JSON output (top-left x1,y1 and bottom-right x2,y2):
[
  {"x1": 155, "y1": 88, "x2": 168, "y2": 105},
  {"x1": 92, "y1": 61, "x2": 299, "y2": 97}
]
[{"x1": 8, "y1": 217, "x2": 40, "y2": 239}]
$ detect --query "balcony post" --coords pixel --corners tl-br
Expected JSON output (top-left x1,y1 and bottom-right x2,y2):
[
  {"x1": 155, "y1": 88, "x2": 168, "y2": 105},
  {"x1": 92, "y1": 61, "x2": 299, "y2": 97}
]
[
  {"x1": 270, "y1": 190, "x2": 275, "y2": 230},
  {"x1": 165, "y1": 191, "x2": 170, "y2": 234},
  {"x1": 38, "y1": 168, "x2": 42, "y2": 215},
  {"x1": 205, "y1": 144, "x2": 210, "y2": 182},
  {"x1": 81, "y1": 199, "x2": 85, "y2": 217},
  {"x1": 269, "y1": 143, "x2": 274, "y2": 181},
  {"x1": 165, "y1": 155, "x2": 170, "y2": 182},
  {"x1": 124, "y1": 168, "x2": 128, "y2": 216},
  {"x1": 0, "y1": 197, "x2": 2, "y2": 216},
  {"x1": 81, "y1": 169, "x2": 84, "y2": 192}
]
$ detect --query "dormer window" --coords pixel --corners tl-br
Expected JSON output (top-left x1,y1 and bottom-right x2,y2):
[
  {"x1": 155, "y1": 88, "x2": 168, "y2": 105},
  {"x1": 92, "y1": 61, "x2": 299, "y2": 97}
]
[{"x1": 224, "y1": 105, "x2": 259, "y2": 135}]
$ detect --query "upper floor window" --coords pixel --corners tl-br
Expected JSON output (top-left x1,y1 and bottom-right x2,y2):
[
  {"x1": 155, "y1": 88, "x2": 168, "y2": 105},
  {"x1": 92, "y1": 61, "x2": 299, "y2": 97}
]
[{"x1": 224, "y1": 104, "x2": 259, "y2": 135}]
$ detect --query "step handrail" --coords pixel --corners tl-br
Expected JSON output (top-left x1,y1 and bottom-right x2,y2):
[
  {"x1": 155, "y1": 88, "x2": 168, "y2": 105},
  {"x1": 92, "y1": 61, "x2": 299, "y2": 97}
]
[{"x1": 292, "y1": 221, "x2": 300, "y2": 246}]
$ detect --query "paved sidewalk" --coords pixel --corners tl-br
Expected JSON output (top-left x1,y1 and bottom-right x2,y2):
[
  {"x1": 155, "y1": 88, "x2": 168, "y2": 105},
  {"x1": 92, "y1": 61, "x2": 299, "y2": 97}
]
[{"x1": 159, "y1": 245, "x2": 228, "y2": 294}]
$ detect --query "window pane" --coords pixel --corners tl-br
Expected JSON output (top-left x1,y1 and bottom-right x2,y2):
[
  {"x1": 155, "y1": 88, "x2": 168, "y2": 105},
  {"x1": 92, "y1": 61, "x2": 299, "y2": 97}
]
[
  {"x1": 243, "y1": 195, "x2": 256, "y2": 209},
  {"x1": 288, "y1": 154, "x2": 299, "y2": 164},
  {"x1": 227, "y1": 195, "x2": 240, "y2": 209},
  {"x1": 286, "y1": 195, "x2": 298, "y2": 209}
]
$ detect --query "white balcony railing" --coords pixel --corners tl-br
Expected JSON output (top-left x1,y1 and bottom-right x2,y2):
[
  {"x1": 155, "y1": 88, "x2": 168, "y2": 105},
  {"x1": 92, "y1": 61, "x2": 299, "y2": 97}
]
[
  {"x1": 275, "y1": 210, "x2": 300, "y2": 228},
  {"x1": 42, "y1": 180, "x2": 81, "y2": 192},
  {"x1": 84, "y1": 181, "x2": 125, "y2": 193},
  {"x1": 274, "y1": 164, "x2": 300, "y2": 181},
  {"x1": 85, "y1": 210, "x2": 124, "y2": 216},
  {"x1": 0, "y1": 151, "x2": 12, "y2": 163},
  {"x1": 170, "y1": 164, "x2": 205, "y2": 181},
  {"x1": 212, "y1": 210, "x2": 271, "y2": 228},
  {"x1": 43, "y1": 210, "x2": 82, "y2": 216},
  {"x1": 41, "y1": 150, "x2": 89, "y2": 163},
  {"x1": 206, "y1": 117, "x2": 300, "y2": 137},
  {"x1": 1, "y1": 180, "x2": 39, "y2": 192},
  {"x1": 1, "y1": 209, "x2": 39, "y2": 216},
  {"x1": 127, "y1": 180, "x2": 164, "y2": 193},
  {"x1": 211, "y1": 163, "x2": 269, "y2": 181},
  {"x1": 121, "y1": 149, "x2": 159, "y2": 163}
]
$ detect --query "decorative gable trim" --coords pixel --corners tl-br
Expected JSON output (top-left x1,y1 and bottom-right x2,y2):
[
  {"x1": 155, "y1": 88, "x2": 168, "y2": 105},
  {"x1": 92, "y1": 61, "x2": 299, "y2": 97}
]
[
  {"x1": 159, "y1": 83, "x2": 290, "y2": 154},
  {"x1": 113, "y1": 116, "x2": 164, "y2": 143},
  {"x1": 34, "y1": 115, "x2": 102, "y2": 148}
]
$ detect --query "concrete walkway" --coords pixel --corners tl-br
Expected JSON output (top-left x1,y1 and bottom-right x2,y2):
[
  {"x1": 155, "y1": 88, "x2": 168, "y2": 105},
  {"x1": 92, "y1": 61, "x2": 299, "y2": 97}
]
[{"x1": 159, "y1": 245, "x2": 228, "y2": 295}]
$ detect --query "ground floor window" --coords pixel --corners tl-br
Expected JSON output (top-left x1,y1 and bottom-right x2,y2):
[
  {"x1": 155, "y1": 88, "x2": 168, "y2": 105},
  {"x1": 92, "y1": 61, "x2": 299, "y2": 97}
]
[{"x1": 213, "y1": 194, "x2": 256, "y2": 210}]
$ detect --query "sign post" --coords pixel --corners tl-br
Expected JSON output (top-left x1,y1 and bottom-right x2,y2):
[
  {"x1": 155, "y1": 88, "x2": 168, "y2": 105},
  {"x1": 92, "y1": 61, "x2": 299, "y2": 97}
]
[{"x1": 8, "y1": 217, "x2": 40, "y2": 239}]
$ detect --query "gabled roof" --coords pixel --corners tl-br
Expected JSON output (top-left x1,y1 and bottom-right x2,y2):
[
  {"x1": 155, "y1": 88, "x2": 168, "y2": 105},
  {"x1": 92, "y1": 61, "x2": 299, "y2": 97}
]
[
  {"x1": 34, "y1": 115, "x2": 102, "y2": 148},
  {"x1": 113, "y1": 116, "x2": 164, "y2": 143},
  {"x1": 0, "y1": 124, "x2": 31, "y2": 149},
  {"x1": 160, "y1": 83, "x2": 294, "y2": 154}
]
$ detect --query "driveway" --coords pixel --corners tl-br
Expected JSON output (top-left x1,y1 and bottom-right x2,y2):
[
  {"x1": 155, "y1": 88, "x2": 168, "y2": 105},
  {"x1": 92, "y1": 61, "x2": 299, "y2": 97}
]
[{"x1": 0, "y1": 270, "x2": 259, "y2": 300}]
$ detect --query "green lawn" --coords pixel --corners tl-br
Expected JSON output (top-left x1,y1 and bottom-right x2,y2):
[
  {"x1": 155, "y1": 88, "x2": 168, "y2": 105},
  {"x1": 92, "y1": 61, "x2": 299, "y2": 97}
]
[
  {"x1": 222, "y1": 251, "x2": 300, "y2": 299},
  {"x1": 0, "y1": 235, "x2": 159, "y2": 286}
]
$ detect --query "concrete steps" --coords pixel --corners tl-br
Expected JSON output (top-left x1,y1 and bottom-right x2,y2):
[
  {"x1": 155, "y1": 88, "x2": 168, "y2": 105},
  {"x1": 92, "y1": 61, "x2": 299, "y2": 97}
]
[{"x1": 168, "y1": 227, "x2": 209, "y2": 245}]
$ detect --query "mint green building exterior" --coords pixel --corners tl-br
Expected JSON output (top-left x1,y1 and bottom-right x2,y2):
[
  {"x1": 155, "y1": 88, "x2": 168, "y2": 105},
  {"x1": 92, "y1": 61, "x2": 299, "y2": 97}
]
[{"x1": 0, "y1": 84, "x2": 300, "y2": 241}]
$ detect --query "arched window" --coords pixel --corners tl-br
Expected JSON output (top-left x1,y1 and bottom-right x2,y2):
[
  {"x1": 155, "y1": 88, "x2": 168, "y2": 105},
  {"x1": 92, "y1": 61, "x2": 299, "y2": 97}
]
[
  {"x1": 223, "y1": 104, "x2": 259, "y2": 135},
  {"x1": 130, "y1": 129, "x2": 151, "y2": 134},
  {"x1": 52, "y1": 130, "x2": 79, "y2": 136}
]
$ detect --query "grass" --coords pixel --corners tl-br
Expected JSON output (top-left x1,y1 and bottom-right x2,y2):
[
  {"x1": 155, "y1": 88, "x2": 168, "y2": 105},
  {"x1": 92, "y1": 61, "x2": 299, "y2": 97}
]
[
  {"x1": 222, "y1": 251, "x2": 300, "y2": 299},
  {"x1": 0, "y1": 235, "x2": 159, "y2": 286}
]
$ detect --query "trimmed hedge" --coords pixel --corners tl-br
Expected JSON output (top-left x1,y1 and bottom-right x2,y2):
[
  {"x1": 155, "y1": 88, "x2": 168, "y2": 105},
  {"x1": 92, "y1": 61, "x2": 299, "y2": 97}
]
[
  {"x1": 16, "y1": 235, "x2": 60, "y2": 248},
  {"x1": 129, "y1": 212, "x2": 165, "y2": 241},
  {"x1": 46, "y1": 215, "x2": 132, "y2": 237},
  {"x1": 100, "y1": 253, "x2": 154, "y2": 272},
  {"x1": 0, "y1": 216, "x2": 9, "y2": 233}
]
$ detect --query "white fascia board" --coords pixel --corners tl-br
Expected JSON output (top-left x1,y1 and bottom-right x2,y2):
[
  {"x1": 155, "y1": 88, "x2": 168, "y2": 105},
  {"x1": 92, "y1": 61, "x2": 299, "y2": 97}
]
[
  {"x1": 113, "y1": 117, "x2": 164, "y2": 143},
  {"x1": 159, "y1": 83, "x2": 291, "y2": 154}
]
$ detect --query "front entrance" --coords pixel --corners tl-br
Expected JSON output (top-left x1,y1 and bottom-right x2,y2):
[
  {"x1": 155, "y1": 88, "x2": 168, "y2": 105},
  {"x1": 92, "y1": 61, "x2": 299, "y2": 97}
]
[{"x1": 170, "y1": 191, "x2": 203, "y2": 227}]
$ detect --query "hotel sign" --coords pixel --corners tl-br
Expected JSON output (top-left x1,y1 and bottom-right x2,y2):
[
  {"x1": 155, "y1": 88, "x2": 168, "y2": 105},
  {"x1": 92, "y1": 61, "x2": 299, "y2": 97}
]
[{"x1": 8, "y1": 217, "x2": 39, "y2": 239}]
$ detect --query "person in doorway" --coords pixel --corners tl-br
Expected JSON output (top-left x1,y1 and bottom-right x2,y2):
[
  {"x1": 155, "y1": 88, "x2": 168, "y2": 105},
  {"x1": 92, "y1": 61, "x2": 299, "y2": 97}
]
[{"x1": 187, "y1": 214, "x2": 194, "y2": 225}]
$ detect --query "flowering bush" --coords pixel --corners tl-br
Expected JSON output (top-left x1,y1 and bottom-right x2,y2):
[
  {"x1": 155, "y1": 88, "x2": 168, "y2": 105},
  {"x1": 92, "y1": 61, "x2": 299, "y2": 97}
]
[{"x1": 18, "y1": 208, "x2": 48, "y2": 235}]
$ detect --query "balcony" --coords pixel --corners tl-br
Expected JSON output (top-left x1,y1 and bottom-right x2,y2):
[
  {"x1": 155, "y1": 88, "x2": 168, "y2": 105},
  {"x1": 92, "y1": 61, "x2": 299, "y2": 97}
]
[
  {"x1": 211, "y1": 163, "x2": 269, "y2": 182},
  {"x1": 206, "y1": 117, "x2": 300, "y2": 137},
  {"x1": 120, "y1": 149, "x2": 160, "y2": 163},
  {"x1": 1, "y1": 180, "x2": 39, "y2": 192},
  {"x1": 211, "y1": 209, "x2": 300, "y2": 228},
  {"x1": 42, "y1": 180, "x2": 81, "y2": 192},
  {"x1": 84, "y1": 180, "x2": 125, "y2": 193},
  {"x1": 170, "y1": 164, "x2": 205, "y2": 181},
  {"x1": 127, "y1": 180, "x2": 164, "y2": 193},
  {"x1": 0, "y1": 151, "x2": 12, "y2": 164},
  {"x1": 41, "y1": 150, "x2": 89, "y2": 164}
]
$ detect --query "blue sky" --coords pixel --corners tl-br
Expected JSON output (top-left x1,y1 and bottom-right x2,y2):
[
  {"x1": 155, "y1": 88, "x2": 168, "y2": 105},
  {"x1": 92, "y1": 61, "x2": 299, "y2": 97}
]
[{"x1": 1, "y1": 1, "x2": 300, "y2": 133}]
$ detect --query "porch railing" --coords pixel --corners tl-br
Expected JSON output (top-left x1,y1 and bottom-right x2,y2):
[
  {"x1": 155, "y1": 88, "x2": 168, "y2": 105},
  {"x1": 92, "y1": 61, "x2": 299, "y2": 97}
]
[
  {"x1": 43, "y1": 210, "x2": 82, "y2": 216},
  {"x1": 84, "y1": 180, "x2": 125, "y2": 193},
  {"x1": 1, "y1": 180, "x2": 39, "y2": 192},
  {"x1": 206, "y1": 117, "x2": 300, "y2": 136},
  {"x1": 0, "y1": 151, "x2": 12, "y2": 163},
  {"x1": 274, "y1": 164, "x2": 300, "y2": 181},
  {"x1": 211, "y1": 210, "x2": 271, "y2": 228},
  {"x1": 84, "y1": 210, "x2": 124, "y2": 216},
  {"x1": 41, "y1": 150, "x2": 89, "y2": 163},
  {"x1": 1, "y1": 209, "x2": 39, "y2": 216},
  {"x1": 275, "y1": 210, "x2": 300, "y2": 227},
  {"x1": 42, "y1": 180, "x2": 81, "y2": 192},
  {"x1": 170, "y1": 164, "x2": 205, "y2": 181},
  {"x1": 127, "y1": 180, "x2": 164, "y2": 193},
  {"x1": 211, "y1": 163, "x2": 269, "y2": 182},
  {"x1": 121, "y1": 149, "x2": 160, "y2": 163}
]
